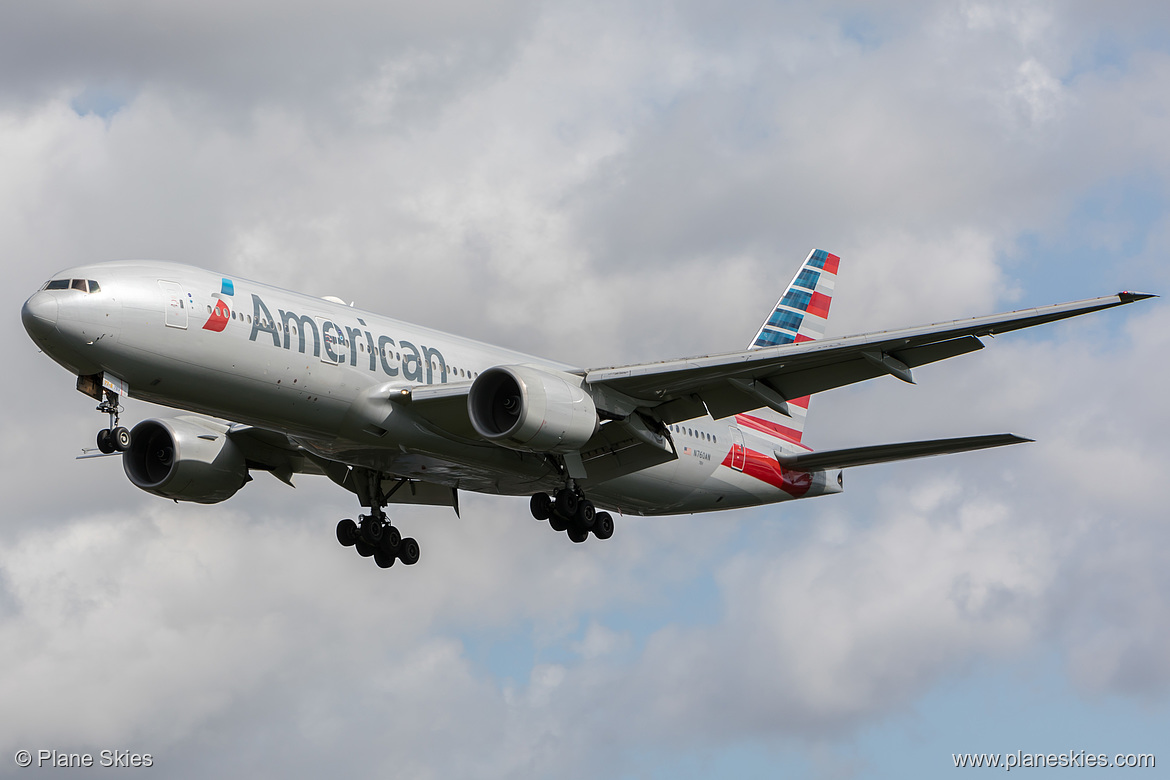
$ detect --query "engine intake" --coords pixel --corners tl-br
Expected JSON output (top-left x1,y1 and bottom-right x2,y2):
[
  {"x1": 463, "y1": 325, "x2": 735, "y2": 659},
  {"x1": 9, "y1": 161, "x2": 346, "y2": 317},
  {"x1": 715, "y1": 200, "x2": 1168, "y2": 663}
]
[
  {"x1": 468, "y1": 365, "x2": 598, "y2": 453},
  {"x1": 123, "y1": 417, "x2": 249, "y2": 504}
]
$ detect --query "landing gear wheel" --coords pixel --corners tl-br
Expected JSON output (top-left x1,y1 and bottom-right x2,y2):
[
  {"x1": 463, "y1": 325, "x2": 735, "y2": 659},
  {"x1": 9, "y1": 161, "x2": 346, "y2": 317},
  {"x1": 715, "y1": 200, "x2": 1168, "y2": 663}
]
[
  {"x1": 373, "y1": 549, "x2": 397, "y2": 568},
  {"x1": 567, "y1": 527, "x2": 589, "y2": 543},
  {"x1": 530, "y1": 492, "x2": 552, "y2": 521},
  {"x1": 549, "y1": 512, "x2": 569, "y2": 532},
  {"x1": 360, "y1": 516, "x2": 384, "y2": 545},
  {"x1": 592, "y1": 512, "x2": 614, "y2": 540},
  {"x1": 336, "y1": 518, "x2": 358, "y2": 547},
  {"x1": 112, "y1": 426, "x2": 132, "y2": 452},
  {"x1": 96, "y1": 428, "x2": 115, "y2": 454},
  {"x1": 379, "y1": 524, "x2": 402, "y2": 553},
  {"x1": 575, "y1": 500, "x2": 595, "y2": 530},
  {"x1": 555, "y1": 489, "x2": 579, "y2": 519},
  {"x1": 355, "y1": 541, "x2": 376, "y2": 557},
  {"x1": 397, "y1": 537, "x2": 421, "y2": 566}
]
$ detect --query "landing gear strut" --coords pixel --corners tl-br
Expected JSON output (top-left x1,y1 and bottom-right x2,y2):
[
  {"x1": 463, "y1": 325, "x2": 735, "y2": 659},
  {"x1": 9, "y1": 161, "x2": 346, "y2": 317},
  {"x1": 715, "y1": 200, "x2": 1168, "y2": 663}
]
[
  {"x1": 335, "y1": 471, "x2": 420, "y2": 569},
  {"x1": 530, "y1": 485, "x2": 614, "y2": 544},
  {"x1": 95, "y1": 390, "x2": 131, "y2": 454}
]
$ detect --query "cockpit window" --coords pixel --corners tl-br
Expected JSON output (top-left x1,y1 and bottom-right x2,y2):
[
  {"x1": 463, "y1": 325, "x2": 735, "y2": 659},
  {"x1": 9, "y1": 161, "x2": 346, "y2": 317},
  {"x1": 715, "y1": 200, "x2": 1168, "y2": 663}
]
[{"x1": 42, "y1": 278, "x2": 101, "y2": 293}]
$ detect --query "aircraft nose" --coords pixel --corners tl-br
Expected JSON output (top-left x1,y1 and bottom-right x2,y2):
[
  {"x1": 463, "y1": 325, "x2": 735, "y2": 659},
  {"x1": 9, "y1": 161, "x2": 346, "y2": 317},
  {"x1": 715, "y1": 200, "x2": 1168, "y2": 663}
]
[{"x1": 21, "y1": 290, "x2": 59, "y2": 339}]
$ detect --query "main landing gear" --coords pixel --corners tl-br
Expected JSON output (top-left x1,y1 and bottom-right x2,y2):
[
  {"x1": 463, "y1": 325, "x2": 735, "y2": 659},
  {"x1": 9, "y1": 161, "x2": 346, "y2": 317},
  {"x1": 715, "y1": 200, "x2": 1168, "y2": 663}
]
[
  {"x1": 335, "y1": 472, "x2": 420, "y2": 569},
  {"x1": 95, "y1": 390, "x2": 131, "y2": 455},
  {"x1": 529, "y1": 486, "x2": 614, "y2": 544}
]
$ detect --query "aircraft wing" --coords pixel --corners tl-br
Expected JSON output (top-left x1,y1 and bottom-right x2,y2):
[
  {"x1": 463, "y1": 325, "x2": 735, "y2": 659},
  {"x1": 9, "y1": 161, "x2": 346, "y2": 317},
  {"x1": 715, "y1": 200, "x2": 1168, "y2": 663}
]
[{"x1": 584, "y1": 292, "x2": 1154, "y2": 424}]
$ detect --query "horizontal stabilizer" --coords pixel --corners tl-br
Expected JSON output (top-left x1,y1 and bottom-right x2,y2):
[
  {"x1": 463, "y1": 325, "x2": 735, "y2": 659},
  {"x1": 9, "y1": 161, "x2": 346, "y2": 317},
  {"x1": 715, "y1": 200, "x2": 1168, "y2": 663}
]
[{"x1": 776, "y1": 433, "x2": 1032, "y2": 471}]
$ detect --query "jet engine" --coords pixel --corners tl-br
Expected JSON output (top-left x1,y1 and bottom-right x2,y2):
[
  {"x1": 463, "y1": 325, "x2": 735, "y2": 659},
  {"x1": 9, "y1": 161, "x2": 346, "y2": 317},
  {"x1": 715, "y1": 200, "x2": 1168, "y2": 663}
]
[
  {"x1": 468, "y1": 365, "x2": 598, "y2": 453},
  {"x1": 123, "y1": 417, "x2": 249, "y2": 504}
]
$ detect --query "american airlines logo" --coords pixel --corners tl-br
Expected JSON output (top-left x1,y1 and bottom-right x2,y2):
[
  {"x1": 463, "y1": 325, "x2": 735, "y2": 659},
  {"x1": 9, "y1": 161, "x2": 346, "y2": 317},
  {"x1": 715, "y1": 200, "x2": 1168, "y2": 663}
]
[
  {"x1": 202, "y1": 277, "x2": 234, "y2": 332},
  {"x1": 246, "y1": 293, "x2": 449, "y2": 384}
]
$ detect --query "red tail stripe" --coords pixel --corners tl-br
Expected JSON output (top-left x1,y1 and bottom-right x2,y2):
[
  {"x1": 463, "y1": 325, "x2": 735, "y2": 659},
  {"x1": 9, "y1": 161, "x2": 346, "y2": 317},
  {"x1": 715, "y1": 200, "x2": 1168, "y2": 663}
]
[
  {"x1": 736, "y1": 414, "x2": 811, "y2": 448},
  {"x1": 721, "y1": 447, "x2": 813, "y2": 497},
  {"x1": 822, "y1": 252, "x2": 840, "y2": 275},
  {"x1": 807, "y1": 291, "x2": 832, "y2": 319}
]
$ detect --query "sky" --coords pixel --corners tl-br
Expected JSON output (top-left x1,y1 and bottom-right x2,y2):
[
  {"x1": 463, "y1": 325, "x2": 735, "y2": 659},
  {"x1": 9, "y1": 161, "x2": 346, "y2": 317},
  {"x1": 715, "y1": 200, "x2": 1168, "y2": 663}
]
[{"x1": 2, "y1": 1, "x2": 1169, "y2": 778}]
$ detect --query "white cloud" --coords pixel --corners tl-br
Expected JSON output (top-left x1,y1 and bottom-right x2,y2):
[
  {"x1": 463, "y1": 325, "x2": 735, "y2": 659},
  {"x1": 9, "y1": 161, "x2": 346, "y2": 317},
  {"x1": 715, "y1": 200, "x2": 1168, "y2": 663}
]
[{"x1": 2, "y1": 1, "x2": 1168, "y2": 776}]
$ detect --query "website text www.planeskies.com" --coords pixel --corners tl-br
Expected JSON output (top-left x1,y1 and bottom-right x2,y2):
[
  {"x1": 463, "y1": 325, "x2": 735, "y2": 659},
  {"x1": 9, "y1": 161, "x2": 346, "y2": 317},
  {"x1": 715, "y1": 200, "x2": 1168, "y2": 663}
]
[{"x1": 953, "y1": 750, "x2": 1154, "y2": 771}]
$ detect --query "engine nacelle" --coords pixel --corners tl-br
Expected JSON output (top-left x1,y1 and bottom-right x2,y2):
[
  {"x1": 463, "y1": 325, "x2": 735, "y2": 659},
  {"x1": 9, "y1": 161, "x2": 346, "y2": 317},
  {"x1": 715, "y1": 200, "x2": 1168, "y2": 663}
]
[
  {"x1": 468, "y1": 365, "x2": 599, "y2": 453},
  {"x1": 123, "y1": 417, "x2": 249, "y2": 504}
]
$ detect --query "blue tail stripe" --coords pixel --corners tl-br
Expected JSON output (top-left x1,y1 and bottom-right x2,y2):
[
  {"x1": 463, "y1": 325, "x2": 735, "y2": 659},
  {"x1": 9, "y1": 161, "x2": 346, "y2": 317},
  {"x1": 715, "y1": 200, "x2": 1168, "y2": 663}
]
[
  {"x1": 766, "y1": 309, "x2": 805, "y2": 331},
  {"x1": 780, "y1": 289, "x2": 812, "y2": 310},
  {"x1": 754, "y1": 329, "x2": 796, "y2": 347},
  {"x1": 793, "y1": 269, "x2": 820, "y2": 290}
]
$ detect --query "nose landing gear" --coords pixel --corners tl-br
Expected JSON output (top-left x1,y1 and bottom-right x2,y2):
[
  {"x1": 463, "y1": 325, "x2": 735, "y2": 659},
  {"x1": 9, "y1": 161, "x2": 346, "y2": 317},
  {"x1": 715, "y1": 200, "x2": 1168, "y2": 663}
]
[{"x1": 94, "y1": 390, "x2": 131, "y2": 454}]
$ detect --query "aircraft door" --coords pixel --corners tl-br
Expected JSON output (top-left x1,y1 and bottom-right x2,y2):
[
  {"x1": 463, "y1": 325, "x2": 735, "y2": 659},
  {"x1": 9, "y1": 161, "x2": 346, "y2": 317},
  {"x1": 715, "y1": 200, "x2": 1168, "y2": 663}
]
[
  {"x1": 728, "y1": 425, "x2": 746, "y2": 471},
  {"x1": 316, "y1": 317, "x2": 339, "y2": 364},
  {"x1": 158, "y1": 281, "x2": 188, "y2": 329}
]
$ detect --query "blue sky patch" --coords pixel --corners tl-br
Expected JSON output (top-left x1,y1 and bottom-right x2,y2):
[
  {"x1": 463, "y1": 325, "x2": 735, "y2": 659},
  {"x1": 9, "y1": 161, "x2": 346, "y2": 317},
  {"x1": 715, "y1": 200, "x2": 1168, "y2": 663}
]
[{"x1": 70, "y1": 84, "x2": 134, "y2": 120}]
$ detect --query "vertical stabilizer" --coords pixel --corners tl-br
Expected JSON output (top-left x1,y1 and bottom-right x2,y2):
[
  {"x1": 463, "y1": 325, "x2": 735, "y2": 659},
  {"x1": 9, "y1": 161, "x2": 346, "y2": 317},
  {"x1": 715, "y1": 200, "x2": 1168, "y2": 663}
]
[
  {"x1": 749, "y1": 249, "x2": 840, "y2": 349},
  {"x1": 739, "y1": 249, "x2": 840, "y2": 445}
]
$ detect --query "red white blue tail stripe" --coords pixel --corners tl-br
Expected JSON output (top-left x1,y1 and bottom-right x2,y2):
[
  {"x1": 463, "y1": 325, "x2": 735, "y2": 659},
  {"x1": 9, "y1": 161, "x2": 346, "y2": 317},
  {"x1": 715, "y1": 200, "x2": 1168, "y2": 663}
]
[
  {"x1": 738, "y1": 249, "x2": 840, "y2": 447},
  {"x1": 749, "y1": 249, "x2": 839, "y2": 349}
]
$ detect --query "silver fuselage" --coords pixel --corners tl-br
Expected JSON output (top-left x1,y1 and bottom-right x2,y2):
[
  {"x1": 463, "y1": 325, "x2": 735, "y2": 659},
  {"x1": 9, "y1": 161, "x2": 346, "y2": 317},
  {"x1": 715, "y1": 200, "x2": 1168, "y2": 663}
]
[{"x1": 22, "y1": 261, "x2": 836, "y2": 515}]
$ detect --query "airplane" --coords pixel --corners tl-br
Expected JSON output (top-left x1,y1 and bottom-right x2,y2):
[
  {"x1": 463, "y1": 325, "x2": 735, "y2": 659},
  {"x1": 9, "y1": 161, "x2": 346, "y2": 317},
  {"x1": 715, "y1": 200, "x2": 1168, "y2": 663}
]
[{"x1": 20, "y1": 250, "x2": 1154, "y2": 569}]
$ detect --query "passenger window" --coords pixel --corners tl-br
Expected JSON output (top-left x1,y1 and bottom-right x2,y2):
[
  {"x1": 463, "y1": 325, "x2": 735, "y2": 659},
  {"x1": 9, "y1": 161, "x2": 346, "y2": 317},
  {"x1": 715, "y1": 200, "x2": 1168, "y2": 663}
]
[
  {"x1": 71, "y1": 279, "x2": 87, "y2": 292},
  {"x1": 88, "y1": 280, "x2": 101, "y2": 294},
  {"x1": 45, "y1": 279, "x2": 69, "y2": 290}
]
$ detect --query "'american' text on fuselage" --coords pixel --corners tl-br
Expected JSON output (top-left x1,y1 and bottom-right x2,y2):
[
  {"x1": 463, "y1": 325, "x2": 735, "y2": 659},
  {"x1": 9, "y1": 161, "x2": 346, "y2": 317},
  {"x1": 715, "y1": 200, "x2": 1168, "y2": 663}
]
[{"x1": 248, "y1": 293, "x2": 449, "y2": 384}]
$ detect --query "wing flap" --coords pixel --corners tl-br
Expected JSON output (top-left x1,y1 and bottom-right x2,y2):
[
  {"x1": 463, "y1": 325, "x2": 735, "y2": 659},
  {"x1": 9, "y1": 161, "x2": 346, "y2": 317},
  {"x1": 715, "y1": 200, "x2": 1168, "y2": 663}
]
[
  {"x1": 380, "y1": 477, "x2": 459, "y2": 508},
  {"x1": 401, "y1": 381, "x2": 479, "y2": 439},
  {"x1": 777, "y1": 433, "x2": 1032, "y2": 471},
  {"x1": 226, "y1": 424, "x2": 326, "y2": 482},
  {"x1": 892, "y1": 334, "x2": 984, "y2": 368},
  {"x1": 579, "y1": 418, "x2": 678, "y2": 484}
]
